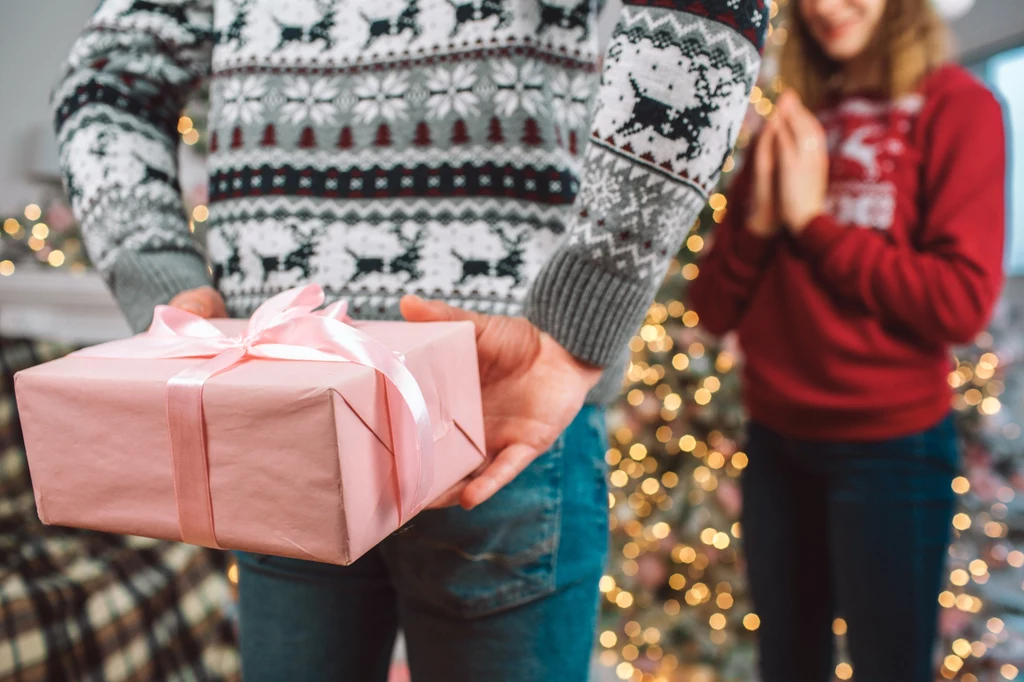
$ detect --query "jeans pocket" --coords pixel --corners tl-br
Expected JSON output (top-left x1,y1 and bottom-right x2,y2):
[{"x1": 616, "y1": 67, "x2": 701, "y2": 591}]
[{"x1": 381, "y1": 434, "x2": 565, "y2": 619}]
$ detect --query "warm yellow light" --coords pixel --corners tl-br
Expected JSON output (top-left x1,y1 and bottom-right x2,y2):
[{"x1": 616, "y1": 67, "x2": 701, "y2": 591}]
[
  {"x1": 600, "y1": 631, "x2": 618, "y2": 647},
  {"x1": 709, "y1": 193, "x2": 727, "y2": 211},
  {"x1": 669, "y1": 573, "x2": 687, "y2": 590},
  {"x1": 178, "y1": 116, "x2": 194, "y2": 134},
  {"x1": 28, "y1": 236, "x2": 45, "y2": 251},
  {"x1": 652, "y1": 522, "x2": 670, "y2": 539},
  {"x1": 743, "y1": 613, "x2": 760, "y2": 630},
  {"x1": 627, "y1": 389, "x2": 645, "y2": 406},
  {"x1": 988, "y1": 618, "x2": 1005, "y2": 634},
  {"x1": 707, "y1": 451, "x2": 725, "y2": 469},
  {"x1": 682, "y1": 263, "x2": 699, "y2": 280},
  {"x1": 644, "y1": 627, "x2": 661, "y2": 644},
  {"x1": 952, "y1": 513, "x2": 971, "y2": 530},
  {"x1": 610, "y1": 470, "x2": 629, "y2": 488},
  {"x1": 32, "y1": 223, "x2": 49, "y2": 239},
  {"x1": 694, "y1": 388, "x2": 711, "y2": 405},
  {"x1": 732, "y1": 452, "x2": 749, "y2": 469},
  {"x1": 731, "y1": 522, "x2": 741, "y2": 538},
  {"x1": 606, "y1": 449, "x2": 622, "y2": 465},
  {"x1": 964, "y1": 388, "x2": 983, "y2": 405},
  {"x1": 679, "y1": 435, "x2": 697, "y2": 452},
  {"x1": 0, "y1": 260, "x2": 14, "y2": 276},
  {"x1": 833, "y1": 618, "x2": 847, "y2": 635},
  {"x1": 623, "y1": 542, "x2": 639, "y2": 559},
  {"x1": 24, "y1": 204, "x2": 41, "y2": 221},
  {"x1": 47, "y1": 250, "x2": 66, "y2": 267},
  {"x1": 985, "y1": 521, "x2": 1005, "y2": 538},
  {"x1": 641, "y1": 478, "x2": 660, "y2": 495},
  {"x1": 3, "y1": 218, "x2": 19, "y2": 234},
  {"x1": 600, "y1": 576, "x2": 616, "y2": 592},
  {"x1": 951, "y1": 476, "x2": 970, "y2": 494},
  {"x1": 662, "y1": 472, "x2": 679, "y2": 488},
  {"x1": 712, "y1": 532, "x2": 730, "y2": 549},
  {"x1": 663, "y1": 393, "x2": 682, "y2": 411},
  {"x1": 615, "y1": 662, "x2": 634, "y2": 680},
  {"x1": 699, "y1": 527, "x2": 716, "y2": 544},
  {"x1": 629, "y1": 443, "x2": 647, "y2": 460},
  {"x1": 227, "y1": 564, "x2": 239, "y2": 584},
  {"x1": 615, "y1": 591, "x2": 633, "y2": 608},
  {"x1": 1001, "y1": 664, "x2": 1019, "y2": 680},
  {"x1": 716, "y1": 593, "x2": 733, "y2": 609},
  {"x1": 938, "y1": 591, "x2": 955, "y2": 608},
  {"x1": 952, "y1": 638, "x2": 972, "y2": 658},
  {"x1": 624, "y1": 621, "x2": 641, "y2": 638},
  {"x1": 709, "y1": 613, "x2": 726, "y2": 630},
  {"x1": 969, "y1": 559, "x2": 988, "y2": 577},
  {"x1": 1008, "y1": 550, "x2": 1024, "y2": 568},
  {"x1": 971, "y1": 641, "x2": 987, "y2": 657},
  {"x1": 193, "y1": 205, "x2": 210, "y2": 222},
  {"x1": 183, "y1": 128, "x2": 200, "y2": 145},
  {"x1": 981, "y1": 396, "x2": 1001, "y2": 415},
  {"x1": 704, "y1": 376, "x2": 721, "y2": 392},
  {"x1": 950, "y1": 569, "x2": 969, "y2": 586},
  {"x1": 687, "y1": 235, "x2": 704, "y2": 252},
  {"x1": 944, "y1": 655, "x2": 963, "y2": 673},
  {"x1": 621, "y1": 644, "x2": 638, "y2": 661},
  {"x1": 836, "y1": 663, "x2": 853, "y2": 680},
  {"x1": 749, "y1": 86, "x2": 763, "y2": 104},
  {"x1": 682, "y1": 311, "x2": 699, "y2": 327},
  {"x1": 664, "y1": 599, "x2": 680, "y2": 615}
]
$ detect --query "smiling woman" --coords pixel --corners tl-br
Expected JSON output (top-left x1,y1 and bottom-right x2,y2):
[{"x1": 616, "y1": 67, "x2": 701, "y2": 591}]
[{"x1": 688, "y1": 0, "x2": 1006, "y2": 680}]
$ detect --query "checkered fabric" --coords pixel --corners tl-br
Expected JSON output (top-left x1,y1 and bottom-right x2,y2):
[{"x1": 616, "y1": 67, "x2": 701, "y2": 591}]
[{"x1": 0, "y1": 338, "x2": 240, "y2": 682}]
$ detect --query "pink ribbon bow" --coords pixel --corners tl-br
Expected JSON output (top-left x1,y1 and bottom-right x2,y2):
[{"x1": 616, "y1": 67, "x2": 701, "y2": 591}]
[{"x1": 75, "y1": 284, "x2": 435, "y2": 548}]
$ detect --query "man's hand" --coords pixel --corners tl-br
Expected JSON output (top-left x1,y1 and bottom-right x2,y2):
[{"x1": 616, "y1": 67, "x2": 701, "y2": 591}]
[
  {"x1": 168, "y1": 286, "x2": 228, "y2": 319},
  {"x1": 400, "y1": 295, "x2": 603, "y2": 510}
]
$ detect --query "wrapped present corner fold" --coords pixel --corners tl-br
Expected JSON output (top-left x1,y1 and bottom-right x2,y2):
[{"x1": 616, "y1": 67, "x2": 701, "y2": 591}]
[{"x1": 13, "y1": 285, "x2": 486, "y2": 565}]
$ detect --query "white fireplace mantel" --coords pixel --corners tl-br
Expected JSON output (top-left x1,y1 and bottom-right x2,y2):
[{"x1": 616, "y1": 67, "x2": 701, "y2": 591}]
[{"x1": 0, "y1": 270, "x2": 132, "y2": 344}]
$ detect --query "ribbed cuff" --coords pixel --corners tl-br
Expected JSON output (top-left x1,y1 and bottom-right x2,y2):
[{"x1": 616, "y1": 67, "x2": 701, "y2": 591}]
[
  {"x1": 731, "y1": 226, "x2": 776, "y2": 268},
  {"x1": 794, "y1": 214, "x2": 845, "y2": 261},
  {"x1": 108, "y1": 250, "x2": 212, "y2": 332},
  {"x1": 524, "y1": 251, "x2": 651, "y2": 368}
]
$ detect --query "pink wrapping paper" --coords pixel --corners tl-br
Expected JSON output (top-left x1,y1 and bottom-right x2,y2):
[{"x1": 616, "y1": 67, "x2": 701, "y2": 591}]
[{"x1": 14, "y1": 318, "x2": 486, "y2": 565}]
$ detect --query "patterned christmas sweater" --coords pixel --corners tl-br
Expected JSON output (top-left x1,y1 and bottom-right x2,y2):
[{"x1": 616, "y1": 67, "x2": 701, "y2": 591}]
[{"x1": 54, "y1": 0, "x2": 767, "y2": 401}]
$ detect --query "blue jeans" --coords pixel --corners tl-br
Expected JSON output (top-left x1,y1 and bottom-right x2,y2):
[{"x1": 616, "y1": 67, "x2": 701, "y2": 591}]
[
  {"x1": 236, "y1": 406, "x2": 609, "y2": 682},
  {"x1": 742, "y1": 414, "x2": 959, "y2": 682}
]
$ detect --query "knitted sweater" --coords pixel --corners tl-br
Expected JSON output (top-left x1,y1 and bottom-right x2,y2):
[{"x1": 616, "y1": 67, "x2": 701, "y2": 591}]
[{"x1": 53, "y1": 0, "x2": 767, "y2": 402}]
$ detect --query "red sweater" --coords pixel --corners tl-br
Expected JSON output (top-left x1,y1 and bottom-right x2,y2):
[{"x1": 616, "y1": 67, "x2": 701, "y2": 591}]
[{"x1": 689, "y1": 65, "x2": 1005, "y2": 441}]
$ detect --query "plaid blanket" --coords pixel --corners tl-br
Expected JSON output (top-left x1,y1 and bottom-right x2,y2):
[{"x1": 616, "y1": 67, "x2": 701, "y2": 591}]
[{"x1": 0, "y1": 339, "x2": 240, "y2": 682}]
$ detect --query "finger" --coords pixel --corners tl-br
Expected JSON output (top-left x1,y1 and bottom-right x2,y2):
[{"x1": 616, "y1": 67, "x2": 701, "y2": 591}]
[
  {"x1": 426, "y1": 480, "x2": 469, "y2": 509},
  {"x1": 399, "y1": 295, "x2": 483, "y2": 325},
  {"x1": 754, "y1": 121, "x2": 776, "y2": 176},
  {"x1": 169, "y1": 288, "x2": 225, "y2": 318},
  {"x1": 775, "y1": 115, "x2": 797, "y2": 161},
  {"x1": 460, "y1": 442, "x2": 539, "y2": 509}
]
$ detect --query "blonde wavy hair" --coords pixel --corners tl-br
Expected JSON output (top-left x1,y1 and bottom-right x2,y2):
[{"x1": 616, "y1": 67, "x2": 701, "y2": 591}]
[{"x1": 779, "y1": 0, "x2": 950, "y2": 110}]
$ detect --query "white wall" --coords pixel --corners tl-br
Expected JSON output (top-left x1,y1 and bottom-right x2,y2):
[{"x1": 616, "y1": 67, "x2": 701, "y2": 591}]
[{"x1": 0, "y1": 1, "x2": 96, "y2": 212}]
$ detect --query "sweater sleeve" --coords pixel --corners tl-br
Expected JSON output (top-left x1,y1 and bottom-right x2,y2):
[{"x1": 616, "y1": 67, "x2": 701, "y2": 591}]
[
  {"x1": 794, "y1": 84, "x2": 1006, "y2": 346},
  {"x1": 687, "y1": 136, "x2": 776, "y2": 335},
  {"x1": 523, "y1": 0, "x2": 768, "y2": 366},
  {"x1": 53, "y1": 0, "x2": 215, "y2": 332}
]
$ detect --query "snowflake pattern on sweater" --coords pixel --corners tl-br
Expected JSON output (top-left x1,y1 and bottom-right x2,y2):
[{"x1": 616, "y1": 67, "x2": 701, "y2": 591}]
[{"x1": 54, "y1": 0, "x2": 766, "y2": 371}]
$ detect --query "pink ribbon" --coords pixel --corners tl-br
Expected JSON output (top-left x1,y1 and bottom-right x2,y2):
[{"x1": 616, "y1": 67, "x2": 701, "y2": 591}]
[{"x1": 75, "y1": 285, "x2": 435, "y2": 548}]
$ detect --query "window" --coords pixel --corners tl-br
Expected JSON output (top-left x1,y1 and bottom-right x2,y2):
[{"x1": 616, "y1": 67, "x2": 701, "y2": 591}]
[{"x1": 973, "y1": 45, "x2": 1024, "y2": 274}]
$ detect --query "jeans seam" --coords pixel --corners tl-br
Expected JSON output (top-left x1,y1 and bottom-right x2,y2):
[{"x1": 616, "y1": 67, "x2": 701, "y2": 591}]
[{"x1": 550, "y1": 435, "x2": 565, "y2": 594}]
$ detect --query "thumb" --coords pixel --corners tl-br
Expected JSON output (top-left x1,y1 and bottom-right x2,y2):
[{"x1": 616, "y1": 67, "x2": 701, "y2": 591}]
[{"x1": 400, "y1": 295, "x2": 482, "y2": 325}]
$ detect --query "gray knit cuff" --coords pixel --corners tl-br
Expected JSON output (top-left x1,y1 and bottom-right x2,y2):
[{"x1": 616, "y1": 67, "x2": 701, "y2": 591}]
[
  {"x1": 107, "y1": 250, "x2": 212, "y2": 332},
  {"x1": 524, "y1": 251, "x2": 651, "y2": 368}
]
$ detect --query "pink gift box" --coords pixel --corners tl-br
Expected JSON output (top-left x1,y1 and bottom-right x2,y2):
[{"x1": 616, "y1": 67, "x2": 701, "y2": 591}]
[{"x1": 15, "y1": 317, "x2": 486, "y2": 565}]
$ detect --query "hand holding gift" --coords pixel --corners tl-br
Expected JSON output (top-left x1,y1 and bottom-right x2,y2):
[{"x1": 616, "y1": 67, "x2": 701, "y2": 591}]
[{"x1": 15, "y1": 285, "x2": 486, "y2": 565}]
